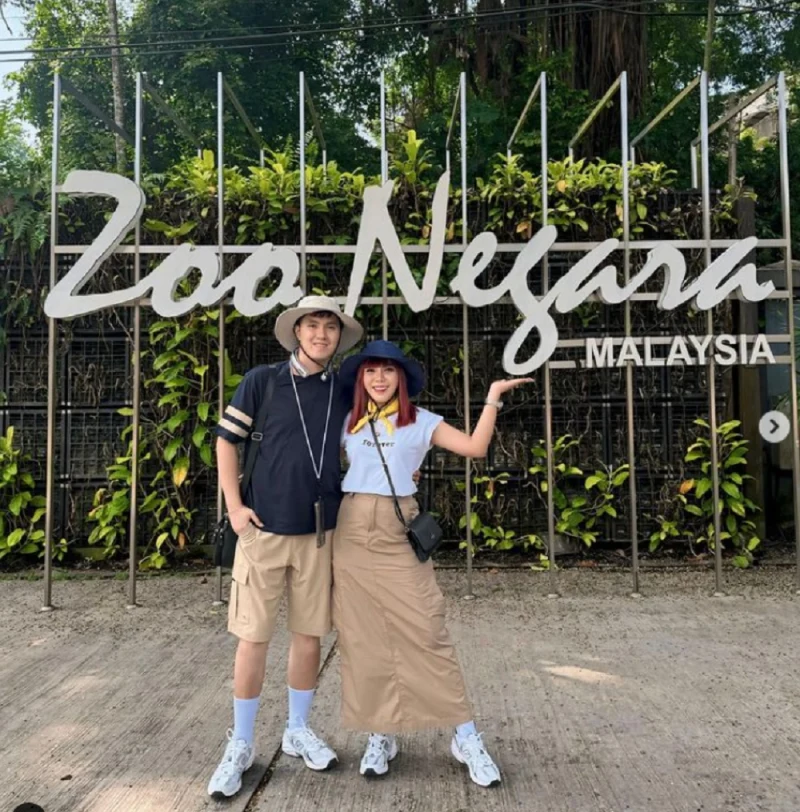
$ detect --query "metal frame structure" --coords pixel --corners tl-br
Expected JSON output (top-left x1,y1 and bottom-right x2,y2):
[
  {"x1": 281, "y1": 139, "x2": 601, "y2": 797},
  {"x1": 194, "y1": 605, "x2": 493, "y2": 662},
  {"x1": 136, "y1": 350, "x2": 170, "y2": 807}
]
[
  {"x1": 444, "y1": 74, "x2": 475, "y2": 598},
  {"x1": 43, "y1": 73, "x2": 203, "y2": 611},
  {"x1": 568, "y1": 72, "x2": 642, "y2": 597},
  {"x1": 630, "y1": 76, "x2": 700, "y2": 166},
  {"x1": 380, "y1": 72, "x2": 389, "y2": 338},
  {"x1": 691, "y1": 73, "x2": 799, "y2": 592},
  {"x1": 506, "y1": 73, "x2": 558, "y2": 598},
  {"x1": 40, "y1": 69, "x2": 800, "y2": 608},
  {"x1": 690, "y1": 76, "x2": 777, "y2": 188}
]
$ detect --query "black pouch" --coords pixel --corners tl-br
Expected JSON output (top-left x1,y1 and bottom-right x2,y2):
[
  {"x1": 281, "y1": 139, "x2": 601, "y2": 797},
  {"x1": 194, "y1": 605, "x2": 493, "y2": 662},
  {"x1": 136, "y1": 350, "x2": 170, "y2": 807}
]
[
  {"x1": 406, "y1": 510, "x2": 444, "y2": 563},
  {"x1": 212, "y1": 516, "x2": 238, "y2": 569},
  {"x1": 369, "y1": 420, "x2": 444, "y2": 563}
]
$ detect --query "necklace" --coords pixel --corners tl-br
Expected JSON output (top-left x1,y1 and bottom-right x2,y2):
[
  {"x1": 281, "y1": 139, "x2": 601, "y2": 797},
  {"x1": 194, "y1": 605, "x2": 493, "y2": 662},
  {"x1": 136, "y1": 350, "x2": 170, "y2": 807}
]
[{"x1": 290, "y1": 370, "x2": 334, "y2": 547}]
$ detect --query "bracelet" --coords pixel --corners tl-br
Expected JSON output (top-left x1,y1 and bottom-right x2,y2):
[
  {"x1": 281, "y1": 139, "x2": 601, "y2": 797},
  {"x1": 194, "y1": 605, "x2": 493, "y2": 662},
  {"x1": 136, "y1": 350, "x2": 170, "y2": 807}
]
[{"x1": 485, "y1": 398, "x2": 503, "y2": 410}]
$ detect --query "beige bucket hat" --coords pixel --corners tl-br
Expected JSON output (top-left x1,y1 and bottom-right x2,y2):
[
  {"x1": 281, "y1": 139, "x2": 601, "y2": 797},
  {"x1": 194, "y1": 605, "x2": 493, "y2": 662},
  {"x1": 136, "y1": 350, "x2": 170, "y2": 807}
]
[{"x1": 273, "y1": 295, "x2": 363, "y2": 354}]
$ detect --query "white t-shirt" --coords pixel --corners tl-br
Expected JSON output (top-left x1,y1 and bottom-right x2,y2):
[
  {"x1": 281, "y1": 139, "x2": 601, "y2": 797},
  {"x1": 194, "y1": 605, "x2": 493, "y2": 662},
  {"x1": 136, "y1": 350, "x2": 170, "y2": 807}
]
[{"x1": 341, "y1": 408, "x2": 444, "y2": 497}]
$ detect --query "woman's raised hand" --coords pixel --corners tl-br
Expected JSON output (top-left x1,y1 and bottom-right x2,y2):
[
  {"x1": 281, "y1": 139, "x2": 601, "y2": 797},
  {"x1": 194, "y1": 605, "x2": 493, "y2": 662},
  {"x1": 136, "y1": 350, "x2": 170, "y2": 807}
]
[{"x1": 488, "y1": 378, "x2": 534, "y2": 399}]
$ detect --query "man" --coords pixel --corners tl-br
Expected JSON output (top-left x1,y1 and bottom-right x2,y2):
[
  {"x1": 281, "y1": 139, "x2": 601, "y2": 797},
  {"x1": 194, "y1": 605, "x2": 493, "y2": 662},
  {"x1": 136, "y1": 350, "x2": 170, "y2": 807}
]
[{"x1": 207, "y1": 295, "x2": 363, "y2": 800}]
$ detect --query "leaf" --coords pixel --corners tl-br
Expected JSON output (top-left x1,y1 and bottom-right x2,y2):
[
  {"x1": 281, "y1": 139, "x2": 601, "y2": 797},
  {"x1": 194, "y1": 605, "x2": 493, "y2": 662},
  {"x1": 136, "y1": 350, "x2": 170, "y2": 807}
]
[
  {"x1": 724, "y1": 452, "x2": 747, "y2": 468},
  {"x1": 729, "y1": 500, "x2": 746, "y2": 517},
  {"x1": 747, "y1": 536, "x2": 761, "y2": 551},
  {"x1": 732, "y1": 555, "x2": 750, "y2": 569},
  {"x1": 164, "y1": 437, "x2": 182, "y2": 463},
  {"x1": 172, "y1": 457, "x2": 190, "y2": 488},
  {"x1": 585, "y1": 474, "x2": 602, "y2": 489},
  {"x1": 7, "y1": 528, "x2": 25, "y2": 547},
  {"x1": 165, "y1": 410, "x2": 191, "y2": 433},
  {"x1": 684, "y1": 504, "x2": 704, "y2": 517},
  {"x1": 679, "y1": 479, "x2": 695, "y2": 495},
  {"x1": 199, "y1": 445, "x2": 214, "y2": 467},
  {"x1": 197, "y1": 402, "x2": 211, "y2": 422},
  {"x1": 9, "y1": 493, "x2": 23, "y2": 516},
  {"x1": 721, "y1": 481, "x2": 741, "y2": 499},
  {"x1": 192, "y1": 425, "x2": 207, "y2": 449},
  {"x1": 695, "y1": 478, "x2": 712, "y2": 499}
]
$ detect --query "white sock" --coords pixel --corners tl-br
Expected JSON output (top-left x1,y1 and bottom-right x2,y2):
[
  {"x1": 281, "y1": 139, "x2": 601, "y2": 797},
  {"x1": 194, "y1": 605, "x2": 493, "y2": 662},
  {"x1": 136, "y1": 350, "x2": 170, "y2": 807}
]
[
  {"x1": 233, "y1": 696, "x2": 260, "y2": 747},
  {"x1": 287, "y1": 686, "x2": 315, "y2": 730}
]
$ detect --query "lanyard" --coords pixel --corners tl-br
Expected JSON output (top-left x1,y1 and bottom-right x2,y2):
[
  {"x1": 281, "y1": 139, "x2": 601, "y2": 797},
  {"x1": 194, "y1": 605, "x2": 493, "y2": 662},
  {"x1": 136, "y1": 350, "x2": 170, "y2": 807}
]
[{"x1": 290, "y1": 369, "x2": 334, "y2": 485}]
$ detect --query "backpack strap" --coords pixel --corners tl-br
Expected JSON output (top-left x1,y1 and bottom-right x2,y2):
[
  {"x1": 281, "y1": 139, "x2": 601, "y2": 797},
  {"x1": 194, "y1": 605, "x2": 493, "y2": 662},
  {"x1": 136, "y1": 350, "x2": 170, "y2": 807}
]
[{"x1": 239, "y1": 364, "x2": 278, "y2": 496}]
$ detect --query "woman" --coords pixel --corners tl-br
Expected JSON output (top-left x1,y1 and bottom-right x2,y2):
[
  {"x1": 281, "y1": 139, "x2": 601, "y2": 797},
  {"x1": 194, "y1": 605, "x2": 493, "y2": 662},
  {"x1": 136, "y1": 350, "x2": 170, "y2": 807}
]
[{"x1": 333, "y1": 339, "x2": 532, "y2": 788}]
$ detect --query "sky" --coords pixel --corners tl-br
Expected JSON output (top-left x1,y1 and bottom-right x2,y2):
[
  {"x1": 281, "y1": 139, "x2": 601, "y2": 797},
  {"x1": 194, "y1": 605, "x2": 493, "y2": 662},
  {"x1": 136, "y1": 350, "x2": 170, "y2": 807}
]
[
  {"x1": 0, "y1": 12, "x2": 29, "y2": 103},
  {"x1": 0, "y1": 10, "x2": 36, "y2": 143}
]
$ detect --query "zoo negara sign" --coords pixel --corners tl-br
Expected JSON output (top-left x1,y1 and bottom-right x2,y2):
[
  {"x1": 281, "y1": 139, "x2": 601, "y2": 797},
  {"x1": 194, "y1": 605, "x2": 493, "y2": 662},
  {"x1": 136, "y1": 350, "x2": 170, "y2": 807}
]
[{"x1": 44, "y1": 170, "x2": 776, "y2": 374}]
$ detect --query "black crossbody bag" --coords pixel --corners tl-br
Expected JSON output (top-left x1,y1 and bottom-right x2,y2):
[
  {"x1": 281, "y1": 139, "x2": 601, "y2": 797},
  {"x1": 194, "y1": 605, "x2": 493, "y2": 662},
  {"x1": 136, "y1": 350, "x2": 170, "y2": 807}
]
[
  {"x1": 369, "y1": 419, "x2": 443, "y2": 563},
  {"x1": 212, "y1": 367, "x2": 277, "y2": 569}
]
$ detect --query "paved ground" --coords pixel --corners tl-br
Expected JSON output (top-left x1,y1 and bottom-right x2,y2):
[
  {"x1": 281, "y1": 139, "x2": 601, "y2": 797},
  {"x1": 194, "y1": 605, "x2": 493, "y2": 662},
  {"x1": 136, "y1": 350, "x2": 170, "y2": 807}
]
[{"x1": 1, "y1": 566, "x2": 799, "y2": 812}]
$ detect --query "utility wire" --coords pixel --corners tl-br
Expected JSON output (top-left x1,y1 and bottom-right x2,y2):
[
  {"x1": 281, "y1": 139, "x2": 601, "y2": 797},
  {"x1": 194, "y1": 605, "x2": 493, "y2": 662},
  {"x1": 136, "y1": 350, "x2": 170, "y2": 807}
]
[
  {"x1": 0, "y1": 0, "x2": 796, "y2": 61},
  {"x1": 0, "y1": 0, "x2": 726, "y2": 43}
]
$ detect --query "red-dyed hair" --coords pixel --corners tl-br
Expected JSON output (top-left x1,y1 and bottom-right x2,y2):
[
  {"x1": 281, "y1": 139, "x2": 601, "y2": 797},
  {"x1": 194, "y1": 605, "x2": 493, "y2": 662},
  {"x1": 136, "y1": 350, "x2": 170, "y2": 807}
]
[{"x1": 347, "y1": 358, "x2": 417, "y2": 433}]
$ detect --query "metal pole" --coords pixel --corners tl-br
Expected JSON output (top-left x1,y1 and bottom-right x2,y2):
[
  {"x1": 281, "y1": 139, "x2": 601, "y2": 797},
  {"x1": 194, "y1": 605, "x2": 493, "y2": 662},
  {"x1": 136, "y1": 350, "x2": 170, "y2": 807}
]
[
  {"x1": 299, "y1": 72, "x2": 307, "y2": 293},
  {"x1": 703, "y1": 0, "x2": 717, "y2": 76},
  {"x1": 727, "y1": 108, "x2": 738, "y2": 187},
  {"x1": 380, "y1": 71, "x2": 388, "y2": 340},
  {"x1": 42, "y1": 74, "x2": 62, "y2": 613},
  {"x1": 213, "y1": 72, "x2": 226, "y2": 606},
  {"x1": 569, "y1": 75, "x2": 623, "y2": 156},
  {"x1": 127, "y1": 73, "x2": 144, "y2": 609},
  {"x1": 459, "y1": 71, "x2": 474, "y2": 600},
  {"x1": 541, "y1": 74, "x2": 558, "y2": 599},
  {"x1": 621, "y1": 73, "x2": 641, "y2": 598},
  {"x1": 630, "y1": 76, "x2": 701, "y2": 152},
  {"x1": 322, "y1": 148, "x2": 327, "y2": 177},
  {"x1": 506, "y1": 74, "x2": 543, "y2": 156},
  {"x1": 692, "y1": 77, "x2": 777, "y2": 147},
  {"x1": 630, "y1": 145, "x2": 636, "y2": 168},
  {"x1": 777, "y1": 73, "x2": 800, "y2": 593},
  {"x1": 691, "y1": 143, "x2": 699, "y2": 188},
  {"x1": 259, "y1": 148, "x2": 265, "y2": 169},
  {"x1": 700, "y1": 71, "x2": 725, "y2": 597}
]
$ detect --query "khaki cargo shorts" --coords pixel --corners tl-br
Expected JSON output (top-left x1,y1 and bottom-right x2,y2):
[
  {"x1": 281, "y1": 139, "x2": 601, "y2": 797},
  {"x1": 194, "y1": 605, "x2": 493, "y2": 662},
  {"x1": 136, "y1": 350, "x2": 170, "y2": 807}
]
[{"x1": 228, "y1": 523, "x2": 333, "y2": 643}]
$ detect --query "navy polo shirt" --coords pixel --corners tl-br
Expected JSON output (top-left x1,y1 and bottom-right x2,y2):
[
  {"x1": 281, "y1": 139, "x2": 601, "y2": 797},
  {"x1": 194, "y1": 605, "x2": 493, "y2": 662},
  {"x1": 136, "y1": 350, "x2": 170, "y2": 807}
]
[{"x1": 215, "y1": 362, "x2": 351, "y2": 536}]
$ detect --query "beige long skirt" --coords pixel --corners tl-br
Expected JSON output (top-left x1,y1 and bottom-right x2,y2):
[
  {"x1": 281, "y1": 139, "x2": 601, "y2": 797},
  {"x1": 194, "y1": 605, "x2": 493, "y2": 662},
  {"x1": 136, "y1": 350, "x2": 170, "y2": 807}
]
[{"x1": 332, "y1": 492, "x2": 472, "y2": 734}]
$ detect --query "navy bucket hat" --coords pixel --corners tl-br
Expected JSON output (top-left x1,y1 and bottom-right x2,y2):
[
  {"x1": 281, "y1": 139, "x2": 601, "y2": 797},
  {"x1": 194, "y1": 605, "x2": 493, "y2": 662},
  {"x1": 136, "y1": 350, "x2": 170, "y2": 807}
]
[{"x1": 338, "y1": 340, "x2": 426, "y2": 397}]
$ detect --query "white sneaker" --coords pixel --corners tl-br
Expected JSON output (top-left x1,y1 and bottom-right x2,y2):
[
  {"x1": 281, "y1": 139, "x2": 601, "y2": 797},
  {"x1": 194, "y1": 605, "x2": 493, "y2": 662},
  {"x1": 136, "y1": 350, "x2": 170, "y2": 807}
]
[
  {"x1": 207, "y1": 729, "x2": 255, "y2": 799},
  {"x1": 359, "y1": 733, "x2": 398, "y2": 777},
  {"x1": 282, "y1": 724, "x2": 338, "y2": 770},
  {"x1": 450, "y1": 732, "x2": 501, "y2": 788}
]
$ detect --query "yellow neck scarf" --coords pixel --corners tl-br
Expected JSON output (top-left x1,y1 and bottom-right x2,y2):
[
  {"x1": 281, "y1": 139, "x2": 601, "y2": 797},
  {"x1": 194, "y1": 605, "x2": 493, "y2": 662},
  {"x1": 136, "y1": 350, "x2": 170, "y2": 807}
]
[{"x1": 350, "y1": 398, "x2": 399, "y2": 435}]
